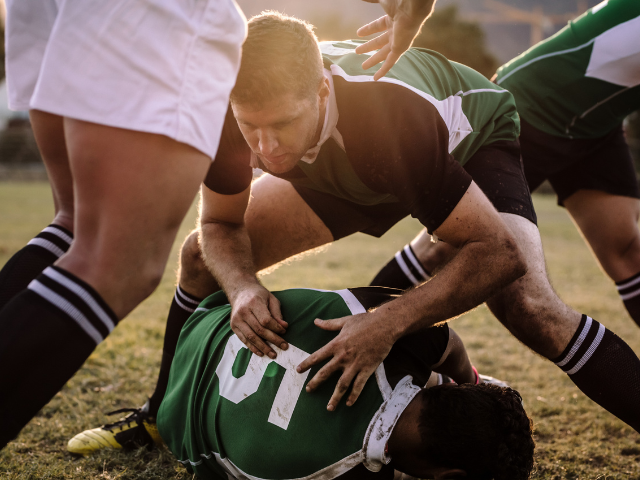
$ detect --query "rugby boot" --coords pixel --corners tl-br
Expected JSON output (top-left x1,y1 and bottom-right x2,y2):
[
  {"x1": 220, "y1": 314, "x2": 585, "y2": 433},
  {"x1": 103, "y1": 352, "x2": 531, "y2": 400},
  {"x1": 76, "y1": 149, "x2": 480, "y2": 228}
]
[
  {"x1": 478, "y1": 374, "x2": 510, "y2": 388},
  {"x1": 67, "y1": 401, "x2": 163, "y2": 455}
]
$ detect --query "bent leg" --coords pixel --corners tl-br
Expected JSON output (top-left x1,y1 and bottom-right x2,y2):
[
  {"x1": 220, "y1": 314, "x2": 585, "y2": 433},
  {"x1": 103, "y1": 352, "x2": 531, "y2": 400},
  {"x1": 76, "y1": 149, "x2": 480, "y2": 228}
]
[
  {"x1": 370, "y1": 227, "x2": 458, "y2": 290},
  {"x1": 0, "y1": 121, "x2": 210, "y2": 447},
  {"x1": 564, "y1": 190, "x2": 640, "y2": 326},
  {"x1": 0, "y1": 111, "x2": 74, "y2": 310},
  {"x1": 487, "y1": 213, "x2": 640, "y2": 432}
]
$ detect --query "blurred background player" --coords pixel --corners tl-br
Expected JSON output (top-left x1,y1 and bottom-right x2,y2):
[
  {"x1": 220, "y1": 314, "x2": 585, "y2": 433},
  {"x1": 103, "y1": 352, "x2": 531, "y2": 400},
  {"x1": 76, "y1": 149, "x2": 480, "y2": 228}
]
[
  {"x1": 372, "y1": 0, "x2": 640, "y2": 326},
  {"x1": 160, "y1": 287, "x2": 535, "y2": 480},
  {"x1": 0, "y1": 0, "x2": 438, "y2": 448}
]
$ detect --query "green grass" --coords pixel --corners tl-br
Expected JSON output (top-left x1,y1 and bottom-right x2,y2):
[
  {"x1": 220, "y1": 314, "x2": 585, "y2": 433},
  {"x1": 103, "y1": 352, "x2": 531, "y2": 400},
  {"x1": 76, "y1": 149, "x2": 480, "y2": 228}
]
[{"x1": 1, "y1": 182, "x2": 640, "y2": 479}]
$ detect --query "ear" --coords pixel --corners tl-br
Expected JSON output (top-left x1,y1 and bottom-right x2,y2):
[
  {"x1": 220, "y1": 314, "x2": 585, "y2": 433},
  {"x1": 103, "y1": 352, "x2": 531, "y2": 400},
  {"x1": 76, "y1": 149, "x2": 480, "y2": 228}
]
[{"x1": 318, "y1": 76, "x2": 330, "y2": 107}]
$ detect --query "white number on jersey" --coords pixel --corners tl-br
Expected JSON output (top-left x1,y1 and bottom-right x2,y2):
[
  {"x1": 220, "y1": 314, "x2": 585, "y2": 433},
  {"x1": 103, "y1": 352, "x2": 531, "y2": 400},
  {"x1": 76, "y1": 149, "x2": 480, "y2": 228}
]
[{"x1": 216, "y1": 335, "x2": 311, "y2": 430}]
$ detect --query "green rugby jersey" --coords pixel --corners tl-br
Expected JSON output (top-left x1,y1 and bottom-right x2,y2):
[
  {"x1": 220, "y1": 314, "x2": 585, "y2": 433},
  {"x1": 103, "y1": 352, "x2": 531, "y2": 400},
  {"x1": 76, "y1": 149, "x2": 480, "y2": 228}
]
[
  {"x1": 496, "y1": 0, "x2": 640, "y2": 139},
  {"x1": 205, "y1": 42, "x2": 519, "y2": 233},
  {"x1": 157, "y1": 288, "x2": 448, "y2": 480}
]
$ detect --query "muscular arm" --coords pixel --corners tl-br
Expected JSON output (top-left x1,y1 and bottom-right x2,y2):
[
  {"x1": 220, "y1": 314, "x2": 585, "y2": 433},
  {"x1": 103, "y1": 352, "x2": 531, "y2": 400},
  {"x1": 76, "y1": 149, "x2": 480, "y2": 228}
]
[
  {"x1": 375, "y1": 182, "x2": 525, "y2": 338},
  {"x1": 298, "y1": 182, "x2": 527, "y2": 409},
  {"x1": 200, "y1": 184, "x2": 287, "y2": 358}
]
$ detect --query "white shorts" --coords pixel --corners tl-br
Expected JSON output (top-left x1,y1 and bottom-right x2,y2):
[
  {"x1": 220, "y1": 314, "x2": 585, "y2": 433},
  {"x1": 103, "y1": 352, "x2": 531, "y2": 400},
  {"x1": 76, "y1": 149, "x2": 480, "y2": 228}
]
[{"x1": 5, "y1": 0, "x2": 246, "y2": 158}]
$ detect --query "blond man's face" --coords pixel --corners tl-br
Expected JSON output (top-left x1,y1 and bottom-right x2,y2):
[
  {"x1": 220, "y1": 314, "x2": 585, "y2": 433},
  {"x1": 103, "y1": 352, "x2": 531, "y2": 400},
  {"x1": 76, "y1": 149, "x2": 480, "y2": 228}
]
[{"x1": 232, "y1": 82, "x2": 328, "y2": 175}]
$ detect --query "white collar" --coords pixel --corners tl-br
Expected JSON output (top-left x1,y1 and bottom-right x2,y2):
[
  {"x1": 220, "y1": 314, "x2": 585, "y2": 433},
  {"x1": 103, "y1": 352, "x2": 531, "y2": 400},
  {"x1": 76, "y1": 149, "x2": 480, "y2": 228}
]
[{"x1": 362, "y1": 376, "x2": 422, "y2": 472}]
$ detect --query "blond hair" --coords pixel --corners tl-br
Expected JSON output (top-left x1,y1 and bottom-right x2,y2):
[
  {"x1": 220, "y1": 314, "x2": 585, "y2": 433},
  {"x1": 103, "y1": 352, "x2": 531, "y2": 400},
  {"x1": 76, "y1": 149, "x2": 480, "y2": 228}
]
[{"x1": 231, "y1": 11, "x2": 324, "y2": 106}]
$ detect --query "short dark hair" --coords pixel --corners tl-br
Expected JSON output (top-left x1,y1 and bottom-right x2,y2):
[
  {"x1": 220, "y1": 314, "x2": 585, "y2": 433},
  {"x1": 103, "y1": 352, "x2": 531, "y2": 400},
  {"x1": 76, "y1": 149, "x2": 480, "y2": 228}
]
[
  {"x1": 230, "y1": 11, "x2": 324, "y2": 106},
  {"x1": 418, "y1": 383, "x2": 535, "y2": 480}
]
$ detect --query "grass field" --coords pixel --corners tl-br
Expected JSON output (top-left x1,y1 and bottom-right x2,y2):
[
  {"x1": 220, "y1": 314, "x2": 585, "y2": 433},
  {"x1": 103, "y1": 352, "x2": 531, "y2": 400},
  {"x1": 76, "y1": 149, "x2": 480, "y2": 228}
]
[{"x1": 1, "y1": 182, "x2": 640, "y2": 479}]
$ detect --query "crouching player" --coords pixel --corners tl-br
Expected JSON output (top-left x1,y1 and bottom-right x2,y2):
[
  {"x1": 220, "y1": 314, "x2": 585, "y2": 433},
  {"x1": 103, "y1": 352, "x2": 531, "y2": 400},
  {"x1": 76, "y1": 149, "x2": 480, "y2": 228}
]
[{"x1": 157, "y1": 287, "x2": 535, "y2": 480}]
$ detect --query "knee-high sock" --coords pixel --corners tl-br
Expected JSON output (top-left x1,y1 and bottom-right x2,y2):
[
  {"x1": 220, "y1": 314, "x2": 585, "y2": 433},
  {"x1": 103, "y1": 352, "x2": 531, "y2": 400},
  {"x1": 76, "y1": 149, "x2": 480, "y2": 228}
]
[
  {"x1": 0, "y1": 266, "x2": 118, "y2": 448},
  {"x1": 370, "y1": 244, "x2": 431, "y2": 290},
  {"x1": 553, "y1": 315, "x2": 640, "y2": 432},
  {"x1": 147, "y1": 286, "x2": 203, "y2": 416},
  {"x1": 616, "y1": 272, "x2": 640, "y2": 327},
  {"x1": 0, "y1": 225, "x2": 73, "y2": 311}
]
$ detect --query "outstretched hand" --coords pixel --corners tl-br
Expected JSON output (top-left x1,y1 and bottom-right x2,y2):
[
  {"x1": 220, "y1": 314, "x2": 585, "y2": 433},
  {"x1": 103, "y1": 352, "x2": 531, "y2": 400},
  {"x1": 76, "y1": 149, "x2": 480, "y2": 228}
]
[
  {"x1": 296, "y1": 312, "x2": 396, "y2": 411},
  {"x1": 357, "y1": 0, "x2": 436, "y2": 80},
  {"x1": 229, "y1": 283, "x2": 288, "y2": 359}
]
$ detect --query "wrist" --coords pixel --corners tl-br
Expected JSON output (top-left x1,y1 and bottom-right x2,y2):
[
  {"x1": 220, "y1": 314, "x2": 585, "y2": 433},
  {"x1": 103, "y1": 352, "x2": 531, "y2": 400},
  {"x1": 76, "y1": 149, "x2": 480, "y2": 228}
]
[{"x1": 225, "y1": 274, "x2": 261, "y2": 303}]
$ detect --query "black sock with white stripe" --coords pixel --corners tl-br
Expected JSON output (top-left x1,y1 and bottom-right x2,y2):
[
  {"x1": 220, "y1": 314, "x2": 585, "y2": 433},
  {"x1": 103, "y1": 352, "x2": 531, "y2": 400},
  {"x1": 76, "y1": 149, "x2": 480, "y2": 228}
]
[
  {"x1": 370, "y1": 244, "x2": 431, "y2": 290},
  {"x1": 616, "y1": 272, "x2": 640, "y2": 327},
  {"x1": 0, "y1": 266, "x2": 118, "y2": 447},
  {"x1": 553, "y1": 314, "x2": 640, "y2": 432},
  {"x1": 0, "y1": 224, "x2": 73, "y2": 311},
  {"x1": 148, "y1": 286, "x2": 203, "y2": 416}
]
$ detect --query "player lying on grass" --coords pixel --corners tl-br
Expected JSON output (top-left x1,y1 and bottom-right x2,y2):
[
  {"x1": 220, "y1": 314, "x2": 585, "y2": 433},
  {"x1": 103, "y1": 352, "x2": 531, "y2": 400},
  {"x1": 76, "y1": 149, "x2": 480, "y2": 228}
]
[
  {"x1": 372, "y1": 0, "x2": 640, "y2": 329},
  {"x1": 69, "y1": 8, "x2": 640, "y2": 451},
  {"x1": 158, "y1": 288, "x2": 535, "y2": 480}
]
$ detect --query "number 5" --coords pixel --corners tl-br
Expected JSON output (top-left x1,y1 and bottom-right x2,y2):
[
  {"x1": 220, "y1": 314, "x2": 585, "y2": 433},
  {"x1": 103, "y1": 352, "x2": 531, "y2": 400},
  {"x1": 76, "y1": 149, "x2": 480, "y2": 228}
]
[{"x1": 216, "y1": 335, "x2": 311, "y2": 430}]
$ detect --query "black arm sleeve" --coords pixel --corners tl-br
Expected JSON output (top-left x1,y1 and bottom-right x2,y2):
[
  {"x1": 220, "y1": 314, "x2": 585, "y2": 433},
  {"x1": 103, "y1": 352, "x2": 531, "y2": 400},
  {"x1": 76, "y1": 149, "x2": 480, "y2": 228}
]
[
  {"x1": 203, "y1": 105, "x2": 254, "y2": 195},
  {"x1": 347, "y1": 287, "x2": 450, "y2": 389},
  {"x1": 334, "y1": 79, "x2": 472, "y2": 233}
]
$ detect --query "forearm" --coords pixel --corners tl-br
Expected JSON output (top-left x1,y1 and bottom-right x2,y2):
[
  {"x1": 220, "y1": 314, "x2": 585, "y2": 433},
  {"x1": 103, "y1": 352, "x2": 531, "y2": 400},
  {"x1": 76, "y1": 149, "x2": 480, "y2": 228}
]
[
  {"x1": 433, "y1": 329, "x2": 476, "y2": 384},
  {"x1": 373, "y1": 234, "x2": 526, "y2": 340},
  {"x1": 200, "y1": 221, "x2": 260, "y2": 301}
]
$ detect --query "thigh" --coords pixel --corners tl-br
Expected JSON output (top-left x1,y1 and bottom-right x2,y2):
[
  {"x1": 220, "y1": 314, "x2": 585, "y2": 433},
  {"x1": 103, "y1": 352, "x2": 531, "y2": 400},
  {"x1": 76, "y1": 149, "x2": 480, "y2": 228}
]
[
  {"x1": 485, "y1": 213, "x2": 580, "y2": 358},
  {"x1": 564, "y1": 190, "x2": 640, "y2": 281},
  {"x1": 29, "y1": 110, "x2": 74, "y2": 230},
  {"x1": 246, "y1": 175, "x2": 334, "y2": 272},
  {"x1": 57, "y1": 119, "x2": 211, "y2": 318}
]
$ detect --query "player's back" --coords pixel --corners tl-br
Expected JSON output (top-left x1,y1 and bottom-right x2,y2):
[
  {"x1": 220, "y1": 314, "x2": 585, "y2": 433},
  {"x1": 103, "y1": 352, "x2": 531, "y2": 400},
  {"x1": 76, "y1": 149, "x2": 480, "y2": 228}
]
[
  {"x1": 321, "y1": 40, "x2": 519, "y2": 166},
  {"x1": 158, "y1": 289, "x2": 389, "y2": 480},
  {"x1": 496, "y1": 0, "x2": 640, "y2": 139}
]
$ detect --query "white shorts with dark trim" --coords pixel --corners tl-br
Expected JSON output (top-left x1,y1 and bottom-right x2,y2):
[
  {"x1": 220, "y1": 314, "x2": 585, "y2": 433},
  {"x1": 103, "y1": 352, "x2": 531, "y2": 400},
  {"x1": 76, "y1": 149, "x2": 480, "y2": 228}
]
[{"x1": 5, "y1": 0, "x2": 246, "y2": 159}]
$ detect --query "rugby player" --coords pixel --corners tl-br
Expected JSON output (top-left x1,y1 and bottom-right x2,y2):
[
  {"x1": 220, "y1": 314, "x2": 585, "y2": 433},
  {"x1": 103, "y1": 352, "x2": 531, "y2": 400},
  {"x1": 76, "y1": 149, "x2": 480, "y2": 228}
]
[
  {"x1": 369, "y1": 0, "x2": 640, "y2": 433},
  {"x1": 68, "y1": 9, "x2": 640, "y2": 449},
  {"x1": 158, "y1": 288, "x2": 535, "y2": 480},
  {"x1": 0, "y1": 0, "x2": 437, "y2": 448},
  {"x1": 372, "y1": 0, "x2": 640, "y2": 326}
]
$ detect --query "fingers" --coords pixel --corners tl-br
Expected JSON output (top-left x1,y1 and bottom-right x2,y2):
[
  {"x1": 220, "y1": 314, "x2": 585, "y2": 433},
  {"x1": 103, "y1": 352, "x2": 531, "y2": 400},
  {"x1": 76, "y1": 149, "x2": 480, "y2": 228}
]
[
  {"x1": 268, "y1": 294, "x2": 289, "y2": 349},
  {"x1": 233, "y1": 323, "x2": 270, "y2": 358},
  {"x1": 345, "y1": 370, "x2": 372, "y2": 406},
  {"x1": 357, "y1": 15, "x2": 391, "y2": 37},
  {"x1": 313, "y1": 317, "x2": 347, "y2": 331},
  {"x1": 355, "y1": 31, "x2": 390, "y2": 54},
  {"x1": 373, "y1": 52, "x2": 402, "y2": 81},
  {"x1": 297, "y1": 342, "x2": 333, "y2": 373},
  {"x1": 326, "y1": 368, "x2": 357, "y2": 411},
  {"x1": 361, "y1": 43, "x2": 391, "y2": 71},
  {"x1": 250, "y1": 298, "x2": 287, "y2": 335},
  {"x1": 232, "y1": 310, "x2": 287, "y2": 359}
]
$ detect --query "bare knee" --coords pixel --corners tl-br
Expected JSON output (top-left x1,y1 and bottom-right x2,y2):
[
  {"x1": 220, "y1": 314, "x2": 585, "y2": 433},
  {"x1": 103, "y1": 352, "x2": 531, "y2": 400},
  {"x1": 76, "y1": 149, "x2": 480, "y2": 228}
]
[{"x1": 178, "y1": 230, "x2": 218, "y2": 295}]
